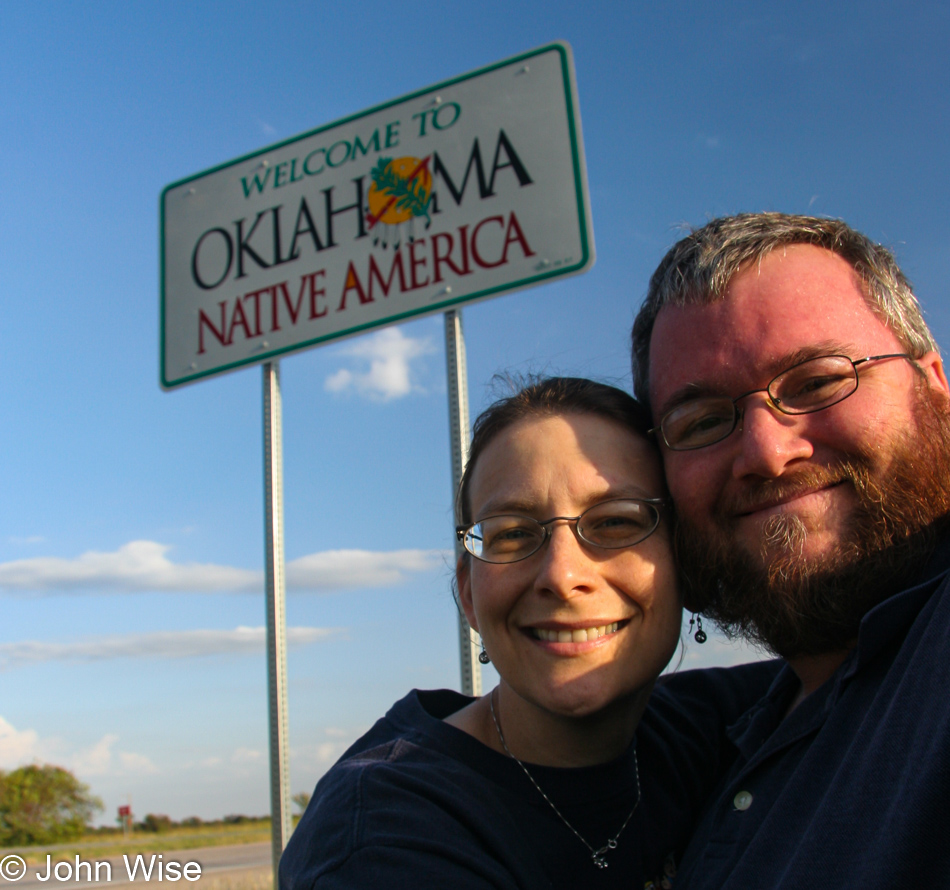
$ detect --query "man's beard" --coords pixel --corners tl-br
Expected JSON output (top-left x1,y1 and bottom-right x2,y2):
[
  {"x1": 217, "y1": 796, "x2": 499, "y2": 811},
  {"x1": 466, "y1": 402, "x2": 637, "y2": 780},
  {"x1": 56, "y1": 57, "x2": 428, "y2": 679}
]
[{"x1": 674, "y1": 384, "x2": 950, "y2": 659}]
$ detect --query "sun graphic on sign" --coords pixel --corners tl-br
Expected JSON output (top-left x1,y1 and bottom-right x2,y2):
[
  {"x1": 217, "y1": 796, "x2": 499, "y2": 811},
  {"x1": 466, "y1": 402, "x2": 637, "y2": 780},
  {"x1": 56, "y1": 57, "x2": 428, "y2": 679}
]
[{"x1": 365, "y1": 155, "x2": 433, "y2": 249}]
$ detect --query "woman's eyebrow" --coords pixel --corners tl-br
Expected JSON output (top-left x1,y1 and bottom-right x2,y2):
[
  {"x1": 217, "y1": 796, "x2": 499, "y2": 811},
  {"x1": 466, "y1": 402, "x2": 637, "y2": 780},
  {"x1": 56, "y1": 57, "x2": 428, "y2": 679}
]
[
  {"x1": 474, "y1": 497, "x2": 540, "y2": 517},
  {"x1": 475, "y1": 487, "x2": 660, "y2": 518}
]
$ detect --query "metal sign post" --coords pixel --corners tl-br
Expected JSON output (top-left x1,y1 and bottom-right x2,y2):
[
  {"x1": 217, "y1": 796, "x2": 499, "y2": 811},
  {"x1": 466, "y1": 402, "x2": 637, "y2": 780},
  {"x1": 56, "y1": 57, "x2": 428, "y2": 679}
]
[
  {"x1": 444, "y1": 309, "x2": 481, "y2": 697},
  {"x1": 263, "y1": 361, "x2": 291, "y2": 883}
]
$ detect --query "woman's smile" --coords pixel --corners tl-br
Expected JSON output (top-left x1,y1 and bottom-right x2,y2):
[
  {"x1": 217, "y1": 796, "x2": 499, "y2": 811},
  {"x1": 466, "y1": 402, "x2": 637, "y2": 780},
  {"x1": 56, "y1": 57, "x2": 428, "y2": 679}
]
[{"x1": 528, "y1": 620, "x2": 624, "y2": 644}]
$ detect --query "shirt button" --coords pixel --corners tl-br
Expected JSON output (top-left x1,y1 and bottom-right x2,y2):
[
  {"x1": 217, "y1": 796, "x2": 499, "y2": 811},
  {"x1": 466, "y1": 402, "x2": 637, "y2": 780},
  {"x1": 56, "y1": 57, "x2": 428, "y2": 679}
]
[{"x1": 733, "y1": 790, "x2": 753, "y2": 811}]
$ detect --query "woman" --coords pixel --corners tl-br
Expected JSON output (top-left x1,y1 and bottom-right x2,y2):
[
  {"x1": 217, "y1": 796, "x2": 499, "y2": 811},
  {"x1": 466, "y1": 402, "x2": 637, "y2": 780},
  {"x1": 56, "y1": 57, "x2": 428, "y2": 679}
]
[{"x1": 280, "y1": 377, "x2": 775, "y2": 890}]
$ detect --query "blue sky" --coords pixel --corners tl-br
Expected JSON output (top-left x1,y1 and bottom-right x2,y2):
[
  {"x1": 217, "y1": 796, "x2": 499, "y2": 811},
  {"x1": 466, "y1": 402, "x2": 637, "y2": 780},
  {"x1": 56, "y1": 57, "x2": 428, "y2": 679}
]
[{"x1": 1, "y1": 0, "x2": 948, "y2": 823}]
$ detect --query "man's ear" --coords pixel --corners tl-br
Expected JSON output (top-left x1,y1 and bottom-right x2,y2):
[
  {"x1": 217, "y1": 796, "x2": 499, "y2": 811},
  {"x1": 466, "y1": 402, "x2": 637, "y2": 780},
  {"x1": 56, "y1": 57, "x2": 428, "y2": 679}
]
[
  {"x1": 917, "y1": 351, "x2": 950, "y2": 398},
  {"x1": 456, "y1": 554, "x2": 479, "y2": 632}
]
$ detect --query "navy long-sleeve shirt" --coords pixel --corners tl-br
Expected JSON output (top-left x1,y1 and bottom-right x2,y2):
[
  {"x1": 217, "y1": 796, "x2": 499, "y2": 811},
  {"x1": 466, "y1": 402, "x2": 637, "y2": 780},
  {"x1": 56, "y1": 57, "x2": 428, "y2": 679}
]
[{"x1": 673, "y1": 536, "x2": 950, "y2": 889}]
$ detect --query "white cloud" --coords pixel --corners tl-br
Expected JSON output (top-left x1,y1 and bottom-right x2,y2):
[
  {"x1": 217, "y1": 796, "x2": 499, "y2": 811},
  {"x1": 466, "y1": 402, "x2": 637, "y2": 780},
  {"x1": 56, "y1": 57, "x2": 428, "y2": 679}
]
[
  {"x1": 72, "y1": 734, "x2": 119, "y2": 776},
  {"x1": 314, "y1": 742, "x2": 346, "y2": 765},
  {"x1": 0, "y1": 542, "x2": 446, "y2": 595},
  {"x1": 291, "y1": 726, "x2": 365, "y2": 776},
  {"x1": 0, "y1": 541, "x2": 258, "y2": 593},
  {"x1": 119, "y1": 751, "x2": 159, "y2": 775},
  {"x1": 286, "y1": 549, "x2": 445, "y2": 589},
  {"x1": 325, "y1": 327, "x2": 435, "y2": 400},
  {"x1": 0, "y1": 716, "x2": 40, "y2": 767},
  {"x1": 231, "y1": 747, "x2": 263, "y2": 764},
  {"x1": 0, "y1": 718, "x2": 155, "y2": 778},
  {"x1": 0, "y1": 626, "x2": 338, "y2": 668}
]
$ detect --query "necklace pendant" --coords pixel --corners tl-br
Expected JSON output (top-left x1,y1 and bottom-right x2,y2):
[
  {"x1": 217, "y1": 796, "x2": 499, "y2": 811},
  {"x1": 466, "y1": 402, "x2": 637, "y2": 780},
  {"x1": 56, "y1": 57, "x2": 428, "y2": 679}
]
[{"x1": 490, "y1": 689, "x2": 640, "y2": 875}]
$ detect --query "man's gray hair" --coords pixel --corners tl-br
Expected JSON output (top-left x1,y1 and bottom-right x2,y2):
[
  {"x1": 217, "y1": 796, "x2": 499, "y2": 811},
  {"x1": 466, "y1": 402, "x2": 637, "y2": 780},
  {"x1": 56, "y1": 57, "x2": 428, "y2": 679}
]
[{"x1": 631, "y1": 212, "x2": 938, "y2": 407}]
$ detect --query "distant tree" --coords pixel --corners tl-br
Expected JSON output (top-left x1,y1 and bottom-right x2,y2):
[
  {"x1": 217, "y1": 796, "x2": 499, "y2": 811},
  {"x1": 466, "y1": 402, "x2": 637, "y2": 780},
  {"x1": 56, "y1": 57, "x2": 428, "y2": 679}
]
[
  {"x1": 292, "y1": 792, "x2": 311, "y2": 815},
  {"x1": 0, "y1": 765, "x2": 103, "y2": 846},
  {"x1": 140, "y1": 813, "x2": 174, "y2": 833}
]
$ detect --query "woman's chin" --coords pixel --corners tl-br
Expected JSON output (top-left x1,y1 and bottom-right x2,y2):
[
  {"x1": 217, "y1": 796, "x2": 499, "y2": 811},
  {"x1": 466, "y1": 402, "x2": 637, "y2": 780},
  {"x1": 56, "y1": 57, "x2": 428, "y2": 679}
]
[{"x1": 510, "y1": 678, "x2": 648, "y2": 723}]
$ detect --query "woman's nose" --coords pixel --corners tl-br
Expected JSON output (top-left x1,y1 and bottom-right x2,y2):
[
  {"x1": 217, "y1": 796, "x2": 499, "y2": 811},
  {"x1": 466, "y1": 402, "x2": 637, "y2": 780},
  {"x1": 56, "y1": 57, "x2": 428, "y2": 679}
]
[{"x1": 532, "y1": 521, "x2": 597, "y2": 599}]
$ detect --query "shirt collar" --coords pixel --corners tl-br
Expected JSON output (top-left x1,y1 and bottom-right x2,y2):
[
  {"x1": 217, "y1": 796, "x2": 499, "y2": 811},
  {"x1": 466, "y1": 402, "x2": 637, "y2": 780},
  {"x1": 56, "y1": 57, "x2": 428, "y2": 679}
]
[
  {"x1": 726, "y1": 532, "x2": 950, "y2": 757},
  {"x1": 844, "y1": 533, "x2": 950, "y2": 678}
]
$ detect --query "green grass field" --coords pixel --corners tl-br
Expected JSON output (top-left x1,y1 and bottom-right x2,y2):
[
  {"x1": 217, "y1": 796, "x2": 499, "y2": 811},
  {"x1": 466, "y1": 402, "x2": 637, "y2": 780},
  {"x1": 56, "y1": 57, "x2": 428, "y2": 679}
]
[{"x1": 6, "y1": 819, "x2": 274, "y2": 864}]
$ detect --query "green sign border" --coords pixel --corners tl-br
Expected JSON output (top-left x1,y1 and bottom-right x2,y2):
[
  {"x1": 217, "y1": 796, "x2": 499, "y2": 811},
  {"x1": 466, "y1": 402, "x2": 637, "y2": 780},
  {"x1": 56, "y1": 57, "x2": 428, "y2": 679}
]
[{"x1": 160, "y1": 41, "x2": 592, "y2": 390}]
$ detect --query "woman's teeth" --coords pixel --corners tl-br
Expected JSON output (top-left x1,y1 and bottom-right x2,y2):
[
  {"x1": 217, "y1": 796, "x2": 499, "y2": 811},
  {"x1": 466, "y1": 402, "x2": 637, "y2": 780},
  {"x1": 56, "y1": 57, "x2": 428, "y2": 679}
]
[{"x1": 532, "y1": 622, "x2": 619, "y2": 643}]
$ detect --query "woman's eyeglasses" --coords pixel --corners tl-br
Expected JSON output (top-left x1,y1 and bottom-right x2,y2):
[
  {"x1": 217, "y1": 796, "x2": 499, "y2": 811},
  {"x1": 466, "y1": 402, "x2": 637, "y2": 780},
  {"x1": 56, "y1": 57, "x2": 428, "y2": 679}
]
[{"x1": 457, "y1": 498, "x2": 665, "y2": 564}]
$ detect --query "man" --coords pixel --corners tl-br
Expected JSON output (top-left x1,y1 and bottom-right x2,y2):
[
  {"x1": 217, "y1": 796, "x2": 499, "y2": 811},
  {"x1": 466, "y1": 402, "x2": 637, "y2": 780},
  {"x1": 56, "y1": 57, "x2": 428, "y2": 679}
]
[{"x1": 632, "y1": 212, "x2": 950, "y2": 888}]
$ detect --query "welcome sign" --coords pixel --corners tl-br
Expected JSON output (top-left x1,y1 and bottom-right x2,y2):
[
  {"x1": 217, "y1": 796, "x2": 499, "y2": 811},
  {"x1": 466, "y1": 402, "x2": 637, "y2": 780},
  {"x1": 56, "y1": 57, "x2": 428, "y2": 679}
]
[{"x1": 160, "y1": 42, "x2": 593, "y2": 389}]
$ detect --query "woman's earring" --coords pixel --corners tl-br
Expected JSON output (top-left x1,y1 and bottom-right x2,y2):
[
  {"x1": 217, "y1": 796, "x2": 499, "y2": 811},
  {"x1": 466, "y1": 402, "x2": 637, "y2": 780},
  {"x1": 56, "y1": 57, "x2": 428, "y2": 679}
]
[
  {"x1": 689, "y1": 613, "x2": 707, "y2": 644},
  {"x1": 478, "y1": 641, "x2": 490, "y2": 664}
]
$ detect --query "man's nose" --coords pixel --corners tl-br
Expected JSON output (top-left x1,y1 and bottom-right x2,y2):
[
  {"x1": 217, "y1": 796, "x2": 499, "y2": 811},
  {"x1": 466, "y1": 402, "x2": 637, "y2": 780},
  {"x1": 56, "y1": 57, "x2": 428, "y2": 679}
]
[
  {"x1": 533, "y1": 522, "x2": 597, "y2": 600},
  {"x1": 731, "y1": 396, "x2": 815, "y2": 479}
]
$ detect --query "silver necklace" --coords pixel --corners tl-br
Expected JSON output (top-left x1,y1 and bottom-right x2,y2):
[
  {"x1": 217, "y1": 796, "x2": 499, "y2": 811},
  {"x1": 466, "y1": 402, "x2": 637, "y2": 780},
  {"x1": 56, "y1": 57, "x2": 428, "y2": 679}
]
[{"x1": 488, "y1": 687, "x2": 641, "y2": 870}]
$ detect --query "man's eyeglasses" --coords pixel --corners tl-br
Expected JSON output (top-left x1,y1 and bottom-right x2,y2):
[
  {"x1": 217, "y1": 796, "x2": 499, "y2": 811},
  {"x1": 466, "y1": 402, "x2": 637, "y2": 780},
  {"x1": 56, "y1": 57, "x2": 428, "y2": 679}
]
[
  {"x1": 456, "y1": 498, "x2": 666, "y2": 564},
  {"x1": 652, "y1": 353, "x2": 914, "y2": 451}
]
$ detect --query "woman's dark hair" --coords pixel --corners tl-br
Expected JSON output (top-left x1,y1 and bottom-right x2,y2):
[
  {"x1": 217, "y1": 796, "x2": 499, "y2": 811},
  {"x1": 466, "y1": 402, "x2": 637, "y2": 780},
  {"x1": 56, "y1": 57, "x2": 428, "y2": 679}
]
[{"x1": 456, "y1": 376, "x2": 655, "y2": 527}]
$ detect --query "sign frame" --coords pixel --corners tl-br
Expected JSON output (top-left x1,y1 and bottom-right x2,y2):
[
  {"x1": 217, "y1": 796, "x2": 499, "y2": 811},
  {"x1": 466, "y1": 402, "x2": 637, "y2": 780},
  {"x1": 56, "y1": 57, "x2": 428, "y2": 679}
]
[{"x1": 159, "y1": 41, "x2": 592, "y2": 389}]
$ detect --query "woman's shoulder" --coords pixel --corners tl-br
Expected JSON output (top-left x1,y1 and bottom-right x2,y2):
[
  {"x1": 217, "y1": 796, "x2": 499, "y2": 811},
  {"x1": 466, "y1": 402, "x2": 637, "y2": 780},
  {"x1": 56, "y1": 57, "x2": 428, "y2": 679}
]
[
  {"x1": 340, "y1": 688, "x2": 474, "y2": 755},
  {"x1": 307, "y1": 688, "x2": 483, "y2": 801},
  {"x1": 323, "y1": 688, "x2": 482, "y2": 783},
  {"x1": 278, "y1": 689, "x2": 541, "y2": 890}
]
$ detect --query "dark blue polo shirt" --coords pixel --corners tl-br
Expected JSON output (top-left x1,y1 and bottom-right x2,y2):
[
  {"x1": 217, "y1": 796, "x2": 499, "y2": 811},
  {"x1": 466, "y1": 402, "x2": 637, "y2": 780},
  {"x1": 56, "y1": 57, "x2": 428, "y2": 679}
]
[{"x1": 672, "y1": 536, "x2": 950, "y2": 889}]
